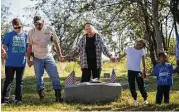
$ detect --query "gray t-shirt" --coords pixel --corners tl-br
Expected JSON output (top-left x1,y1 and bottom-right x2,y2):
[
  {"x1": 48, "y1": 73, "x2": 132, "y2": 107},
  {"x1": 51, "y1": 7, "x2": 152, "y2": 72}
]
[{"x1": 27, "y1": 26, "x2": 59, "y2": 59}]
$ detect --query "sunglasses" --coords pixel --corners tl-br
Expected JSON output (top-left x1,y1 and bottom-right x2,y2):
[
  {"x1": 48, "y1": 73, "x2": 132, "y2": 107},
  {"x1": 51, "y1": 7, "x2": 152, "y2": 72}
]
[
  {"x1": 14, "y1": 26, "x2": 21, "y2": 29},
  {"x1": 35, "y1": 23, "x2": 43, "y2": 26}
]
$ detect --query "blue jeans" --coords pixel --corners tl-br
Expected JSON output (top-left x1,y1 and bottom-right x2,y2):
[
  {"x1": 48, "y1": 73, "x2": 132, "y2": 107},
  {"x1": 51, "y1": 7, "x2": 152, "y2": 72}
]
[{"x1": 33, "y1": 56, "x2": 61, "y2": 91}]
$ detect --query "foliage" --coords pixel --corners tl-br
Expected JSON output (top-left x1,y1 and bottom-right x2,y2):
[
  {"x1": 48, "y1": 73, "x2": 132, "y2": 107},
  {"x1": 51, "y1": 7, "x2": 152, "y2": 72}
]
[
  {"x1": 1, "y1": 5, "x2": 11, "y2": 38},
  {"x1": 24, "y1": 0, "x2": 178, "y2": 67},
  {"x1": 167, "y1": 38, "x2": 176, "y2": 55},
  {"x1": 1, "y1": 0, "x2": 178, "y2": 66}
]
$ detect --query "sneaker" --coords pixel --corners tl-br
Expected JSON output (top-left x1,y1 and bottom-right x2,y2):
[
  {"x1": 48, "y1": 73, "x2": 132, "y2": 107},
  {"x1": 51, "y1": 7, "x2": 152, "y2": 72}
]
[
  {"x1": 1, "y1": 98, "x2": 9, "y2": 106},
  {"x1": 143, "y1": 100, "x2": 149, "y2": 105},
  {"x1": 1, "y1": 102, "x2": 8, "y2": 106},
  {"x1": 55, "y1": 89, "x2": 63, "y2": 102},
  {"x1": 133, "y1": 100, "x2": 139, "y2": 106}
]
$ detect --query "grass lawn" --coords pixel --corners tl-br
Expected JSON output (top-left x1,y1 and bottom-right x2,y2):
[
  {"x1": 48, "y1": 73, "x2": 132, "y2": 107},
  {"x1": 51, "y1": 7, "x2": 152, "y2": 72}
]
[{"x1": 1, "y1": 62, "x2": 179, "y2": 111}]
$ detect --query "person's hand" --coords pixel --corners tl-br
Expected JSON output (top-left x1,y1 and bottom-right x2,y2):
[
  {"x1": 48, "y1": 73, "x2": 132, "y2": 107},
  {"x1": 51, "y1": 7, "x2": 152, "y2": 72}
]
[
  {"x1": 63, "y1": 55, "x2": 75, "y2": 62},
  {"x1": 27, "y1": 60, "x2": 33, "y2": 67},
  {"x1": 110, "y1": 55, "x2": 117, "y2": 62},
  {"x1": 1, "y1": 52, "x2": 8, "y2": 59},
  {"x1": 58, "y1": 55, "x2": 65, "y2": 61}
]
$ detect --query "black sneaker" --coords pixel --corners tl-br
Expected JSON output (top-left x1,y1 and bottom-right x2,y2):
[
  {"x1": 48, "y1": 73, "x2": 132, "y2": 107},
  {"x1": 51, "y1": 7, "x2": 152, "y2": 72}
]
[
  {"x1": 38, "y1": 88, "x2": 45, "y2": 101},
  {"x1": 57, "y1": 97, "x2": 63, "y2": 102},
  {"x1": 55, "y1": 89, "x2": 63, "y2": 102}
]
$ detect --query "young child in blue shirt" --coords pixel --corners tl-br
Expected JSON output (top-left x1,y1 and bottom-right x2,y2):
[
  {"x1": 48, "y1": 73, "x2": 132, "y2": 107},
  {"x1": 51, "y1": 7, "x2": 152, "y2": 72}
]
[{"x1": 151, "y1": 52, "x2": 177, "y2": 104}]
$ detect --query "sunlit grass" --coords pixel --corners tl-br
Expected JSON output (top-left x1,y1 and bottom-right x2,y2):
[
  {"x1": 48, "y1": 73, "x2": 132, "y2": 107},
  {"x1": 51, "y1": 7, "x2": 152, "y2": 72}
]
[{"x1": 1, "y1": 59, "x2": 179, "y2": 111}]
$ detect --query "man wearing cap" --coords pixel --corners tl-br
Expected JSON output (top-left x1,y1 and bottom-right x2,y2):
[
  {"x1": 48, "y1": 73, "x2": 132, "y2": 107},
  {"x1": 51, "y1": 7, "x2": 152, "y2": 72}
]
[{"x1": 27, "y1": 16, "x2": 64, "y2": 102}]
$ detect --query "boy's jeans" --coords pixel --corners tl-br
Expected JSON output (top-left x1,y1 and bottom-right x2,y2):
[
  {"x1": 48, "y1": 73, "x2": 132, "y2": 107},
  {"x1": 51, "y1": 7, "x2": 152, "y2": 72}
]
[{"x1": 33, "y1": 56, "x2": 61, "y2": 91}]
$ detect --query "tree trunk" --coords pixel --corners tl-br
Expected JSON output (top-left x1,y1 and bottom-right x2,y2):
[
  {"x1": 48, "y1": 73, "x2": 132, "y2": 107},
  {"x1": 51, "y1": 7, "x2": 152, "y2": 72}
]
[
  {"x1": 139, "y1": 0, "x2": 157, "y2": 67},
  {"x1": 170, "y1": 0, "x2": 179, "y2": 25},
  {"x1": 149, "y1": 41, "x2": 157, "y2": 66},
  {"x1": 161, "y1": 26, "x2": 167, "y2": 51},
  {"x1": 152, "y1": 0, "x2": 164, "y2": 54}
]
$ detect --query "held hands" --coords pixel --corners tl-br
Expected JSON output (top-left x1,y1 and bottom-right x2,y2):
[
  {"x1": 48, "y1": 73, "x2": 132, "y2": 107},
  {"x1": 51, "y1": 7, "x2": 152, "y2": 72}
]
[
  {"x1": 109, "y1": 55, "x2": 122, "y2": 62},
  {"x1": 58, "y1": 55, "x2": 65, "y2": 62},
  {"x1": 27, "y1": 60, "x2": 33, "y2": 67},
  {"x1": 57, "y1": 53, "x2": 76, "y2": 62},
  {"x1": 110, "y1": 55, "x2": 117, "y2": 62}
]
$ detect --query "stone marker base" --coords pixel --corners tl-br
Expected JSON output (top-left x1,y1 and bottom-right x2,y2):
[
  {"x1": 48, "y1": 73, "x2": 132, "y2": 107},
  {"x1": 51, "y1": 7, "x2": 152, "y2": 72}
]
[{"x1": 64, "y1": 82, "x2": 122, "y2": 103}]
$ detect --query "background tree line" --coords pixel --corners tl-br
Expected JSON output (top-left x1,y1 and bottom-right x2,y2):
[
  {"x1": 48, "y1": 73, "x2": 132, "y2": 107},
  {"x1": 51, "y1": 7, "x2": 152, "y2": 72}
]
[{"x1": 1, "y1": 0, "x2": 179, "y2": 67}]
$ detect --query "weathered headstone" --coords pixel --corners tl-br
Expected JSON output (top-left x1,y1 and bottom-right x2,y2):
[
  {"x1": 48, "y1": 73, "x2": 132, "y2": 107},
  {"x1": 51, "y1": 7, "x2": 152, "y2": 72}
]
[
  {"x1": 64, "y1": 82, "x2": 122, "y2": 103},
  {"x1": 104, "y1": 73, "x2": 110, "y2": 78}
]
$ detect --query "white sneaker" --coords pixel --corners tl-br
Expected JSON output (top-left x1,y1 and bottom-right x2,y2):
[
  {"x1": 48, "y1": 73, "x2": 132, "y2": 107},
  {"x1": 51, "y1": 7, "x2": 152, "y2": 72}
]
[
  {"x1": 143, "y1": 100, "x2": 149, "y2": 105},
  {"x1": 133, "y1": 100, "x2": 139, "y2": 106},
  {"x1": 1, "y1": 102, "x2": 8, "y2": 106}
]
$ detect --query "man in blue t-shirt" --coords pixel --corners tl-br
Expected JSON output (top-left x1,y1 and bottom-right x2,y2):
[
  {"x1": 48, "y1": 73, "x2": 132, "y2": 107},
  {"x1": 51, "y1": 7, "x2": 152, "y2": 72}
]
[
  {"x1": 1, "y1": 18, "x2": 27, "y2": 105},
  {"x1": 151, "y1": 52, "x2": 177, "y2": 104}
]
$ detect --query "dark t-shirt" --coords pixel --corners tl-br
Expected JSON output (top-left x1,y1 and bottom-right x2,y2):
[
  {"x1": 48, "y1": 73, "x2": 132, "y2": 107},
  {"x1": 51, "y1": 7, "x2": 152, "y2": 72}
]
[{"x1": 85, "y1": 34, "x2": 97, "y2": 68}]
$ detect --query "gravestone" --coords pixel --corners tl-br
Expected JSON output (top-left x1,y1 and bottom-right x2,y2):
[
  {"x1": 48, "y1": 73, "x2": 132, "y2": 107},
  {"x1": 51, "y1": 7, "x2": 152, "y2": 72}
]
[
  {"x1": 104, "y1": 73, "x2": 110, "y2": 78},
  {"x1": 64, "y1": 82, "x2": 122, "y2": 103}
]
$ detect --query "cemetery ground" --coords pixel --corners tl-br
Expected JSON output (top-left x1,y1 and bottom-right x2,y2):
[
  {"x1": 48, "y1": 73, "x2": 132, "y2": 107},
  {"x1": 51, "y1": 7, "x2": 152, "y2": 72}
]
[{"x1": 1, "y1": 57, "x2": 179, "y2": 111}]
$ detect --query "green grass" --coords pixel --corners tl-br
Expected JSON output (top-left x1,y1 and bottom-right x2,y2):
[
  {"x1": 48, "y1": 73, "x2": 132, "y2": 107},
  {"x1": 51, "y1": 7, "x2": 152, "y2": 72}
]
[{"x1": 1, "y1": 61, "x2": 179, "y2": 111}]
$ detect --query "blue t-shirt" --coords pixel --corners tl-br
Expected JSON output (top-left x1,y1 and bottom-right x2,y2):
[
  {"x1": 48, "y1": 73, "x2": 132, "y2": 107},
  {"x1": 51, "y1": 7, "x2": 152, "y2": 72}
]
[
  {"x1": 152, "y1": 63, "x2": 173, "y2": 86},
  {"x1": 2, "y1": 31, "x2": 27, "y2": 67}
]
